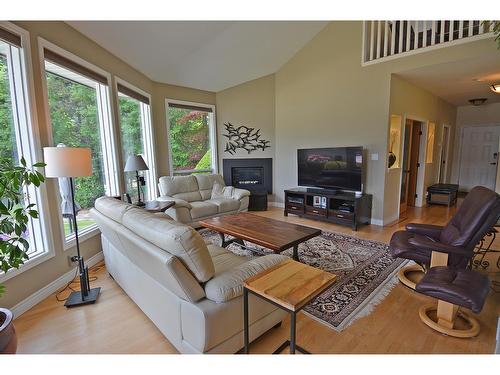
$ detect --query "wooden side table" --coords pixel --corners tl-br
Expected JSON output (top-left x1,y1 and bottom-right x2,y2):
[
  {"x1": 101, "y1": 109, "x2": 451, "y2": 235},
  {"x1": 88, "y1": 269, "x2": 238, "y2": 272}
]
[
  {"x1": 243, "y1": 259, "x2": 336, "y2": 354},
  {"x1": 143, "y1": 200, "x2": 175, "y2": 213}
]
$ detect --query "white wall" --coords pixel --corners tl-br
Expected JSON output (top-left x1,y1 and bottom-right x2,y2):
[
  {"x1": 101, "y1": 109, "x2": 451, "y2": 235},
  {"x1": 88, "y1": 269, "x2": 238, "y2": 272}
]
[{"x1": 450, "y1": 102, "x2": 500, "y2": 189}]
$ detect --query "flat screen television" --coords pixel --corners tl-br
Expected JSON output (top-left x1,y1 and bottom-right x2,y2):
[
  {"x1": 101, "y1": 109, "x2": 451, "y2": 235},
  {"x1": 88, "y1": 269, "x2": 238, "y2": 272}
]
[{"x1": 297, "y1": 146, "x2": 364, "y2": 192}]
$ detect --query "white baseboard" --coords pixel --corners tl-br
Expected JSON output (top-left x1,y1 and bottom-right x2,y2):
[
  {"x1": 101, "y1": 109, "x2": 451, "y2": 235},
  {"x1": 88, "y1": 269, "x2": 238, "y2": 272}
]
[
  {"x1": 268, "y1": 201, "x2": 284, "y2": 208},
  {"x1": 11, "y1": 251, "x2": 104, "y2": 319}
]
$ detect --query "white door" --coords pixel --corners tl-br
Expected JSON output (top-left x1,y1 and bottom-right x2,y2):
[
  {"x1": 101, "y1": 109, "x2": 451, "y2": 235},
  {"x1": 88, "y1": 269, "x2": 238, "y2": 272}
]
[{"x1": 458, "y1": 125, "x2": 500, "y2": 191}]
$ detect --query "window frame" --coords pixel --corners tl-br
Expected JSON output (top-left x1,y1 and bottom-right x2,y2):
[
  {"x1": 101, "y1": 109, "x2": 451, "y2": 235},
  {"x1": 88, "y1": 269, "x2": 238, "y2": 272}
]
[
  {"x1": 115, "y1": 77, "x2": 158, "y2": 200},
  {"x1": 165, "y1": 98, "x2": 218, "y2": 176},
  {"x1": 0, "y1": 22, "x2": 56, "y2": 283},
  {"x1": 37, "y1": 37, "x2": 120, "y2": 251}
]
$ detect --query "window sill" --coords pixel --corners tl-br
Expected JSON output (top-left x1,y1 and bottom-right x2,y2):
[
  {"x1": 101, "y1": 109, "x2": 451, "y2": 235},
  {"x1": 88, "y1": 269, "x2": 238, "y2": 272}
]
[
  {"x1": 63, "y1": 225, "x2": 101, "y2": 251},
  {"x1": 0, "y1": 250, "x2": 55, "y2": 284}
]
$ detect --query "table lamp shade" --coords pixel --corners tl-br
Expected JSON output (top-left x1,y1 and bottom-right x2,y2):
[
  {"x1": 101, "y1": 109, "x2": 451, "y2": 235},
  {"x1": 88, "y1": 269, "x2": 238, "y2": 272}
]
[
  {"x1": 124, "y1": 154, "x2": 149, "y2": 172},
  {"x1": 43, "y1": 147, "x2": 92, "y2": 178}
]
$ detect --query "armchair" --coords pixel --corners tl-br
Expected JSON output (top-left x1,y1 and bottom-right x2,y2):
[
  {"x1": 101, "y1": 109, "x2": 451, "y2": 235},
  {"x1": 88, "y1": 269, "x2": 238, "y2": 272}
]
[{"x1": 389, "y1": 186, "x2": 500, "y2": 289}]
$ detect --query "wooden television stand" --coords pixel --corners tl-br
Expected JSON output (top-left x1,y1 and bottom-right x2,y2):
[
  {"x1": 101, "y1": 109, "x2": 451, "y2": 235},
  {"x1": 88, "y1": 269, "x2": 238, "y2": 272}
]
[{"x1": 284, "y1": 188, "x2": 372, "y2": 231}]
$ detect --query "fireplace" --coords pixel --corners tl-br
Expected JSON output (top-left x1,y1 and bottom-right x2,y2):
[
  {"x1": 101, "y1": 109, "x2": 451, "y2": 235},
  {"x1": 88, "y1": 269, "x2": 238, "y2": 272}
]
[{"x1": 223, "y1": 158, "x2": 272, "y2": 194}]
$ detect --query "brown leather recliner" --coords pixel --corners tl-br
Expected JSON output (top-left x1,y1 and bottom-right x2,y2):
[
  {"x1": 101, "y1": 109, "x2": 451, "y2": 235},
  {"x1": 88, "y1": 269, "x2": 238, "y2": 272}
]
[{"x1": 389, "y1": 186, "x2": 500, "y2": 289}]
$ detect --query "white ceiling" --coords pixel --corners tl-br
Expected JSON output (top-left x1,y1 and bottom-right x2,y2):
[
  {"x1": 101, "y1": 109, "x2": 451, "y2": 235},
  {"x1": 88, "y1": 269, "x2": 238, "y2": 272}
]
[
  {"x1": 397, "y1": 53, "x2": 500, "y2": 107},
  {"x1": 67, "y1": 21, "x2": 327, "y2": 92}
]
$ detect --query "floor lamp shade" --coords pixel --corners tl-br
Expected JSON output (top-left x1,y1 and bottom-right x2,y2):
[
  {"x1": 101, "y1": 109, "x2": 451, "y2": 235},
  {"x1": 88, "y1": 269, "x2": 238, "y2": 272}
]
[{"x1": 43, "y1": 147, "x2": 92, "y2": 178}]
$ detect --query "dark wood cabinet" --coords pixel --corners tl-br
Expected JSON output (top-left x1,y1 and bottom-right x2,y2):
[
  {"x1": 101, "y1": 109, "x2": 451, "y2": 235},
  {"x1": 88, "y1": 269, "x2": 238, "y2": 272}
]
[{"x1": 284, "y1": 188, "x2": 372, "y2": 231}]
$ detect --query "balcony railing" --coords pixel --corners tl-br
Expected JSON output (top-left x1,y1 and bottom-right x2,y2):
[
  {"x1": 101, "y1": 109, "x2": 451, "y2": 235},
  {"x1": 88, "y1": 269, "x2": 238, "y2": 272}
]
[{"x1": 362, "y1": 21, "x2": 495, "y2": 64}]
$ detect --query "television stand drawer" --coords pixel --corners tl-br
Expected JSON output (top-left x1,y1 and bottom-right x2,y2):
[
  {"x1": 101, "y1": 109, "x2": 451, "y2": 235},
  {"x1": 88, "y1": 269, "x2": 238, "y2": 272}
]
[
  {"x1": 306, "y1": 207, "x2": 327, "y2": 217},
  {"x1": 329, "y1": 210, "x2": 354, "y2": 221},
  {"x1": 286, "y1": 204, "x2": 304, "y2": 214}
]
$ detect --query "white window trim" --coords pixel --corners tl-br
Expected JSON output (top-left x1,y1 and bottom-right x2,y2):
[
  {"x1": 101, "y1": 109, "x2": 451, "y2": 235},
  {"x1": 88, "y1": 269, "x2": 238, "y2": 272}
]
[
  {"x1": 0, "y1": 22, "x2": 55, "y2": 283},
  {"x1": 37, "y1": 37, "x2": 119, "y2": 250},
  {"x1": 115, "y1": 77, "x2": 158, "y2": 200},
  {"x1": 165, "y1": 98, "x2": 218, "y2": 176}
]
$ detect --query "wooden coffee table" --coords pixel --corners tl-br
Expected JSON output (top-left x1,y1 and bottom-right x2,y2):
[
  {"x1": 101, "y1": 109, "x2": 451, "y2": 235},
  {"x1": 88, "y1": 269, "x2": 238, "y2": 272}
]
[
  {"x1": 199, "y1": 212, "x2": 321, "y2": 261},
  {"x1": 243, "y1": 258, "x2": 336, "y2": 354}
]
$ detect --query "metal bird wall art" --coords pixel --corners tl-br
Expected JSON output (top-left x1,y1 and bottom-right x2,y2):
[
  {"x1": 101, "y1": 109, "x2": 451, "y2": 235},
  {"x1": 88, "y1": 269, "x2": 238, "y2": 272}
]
[{"x1": 223, "y1": 122, "x2": 271, "y2": 155}]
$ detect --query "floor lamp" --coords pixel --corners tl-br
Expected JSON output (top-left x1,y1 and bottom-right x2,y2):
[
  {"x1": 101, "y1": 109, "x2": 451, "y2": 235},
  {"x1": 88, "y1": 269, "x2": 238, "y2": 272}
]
[{"x1": 43, "y1": 147, "x2": 101, "y2": 308}]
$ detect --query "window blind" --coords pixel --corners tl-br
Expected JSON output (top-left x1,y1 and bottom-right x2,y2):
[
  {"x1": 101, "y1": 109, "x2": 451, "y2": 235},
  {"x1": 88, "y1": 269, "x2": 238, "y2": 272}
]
[
  {"x1": 44, "y1": 48, "x2": 108, "y2": 85},
  {"x1": 168, "y1": 102, "x2": 213, "y2": 113},
  {"x1": 117, "y1": 83, "x2": 150, "y2": 105},
  {"x1": 0, "y1": 26, "x2": 22, "y2": 48}
]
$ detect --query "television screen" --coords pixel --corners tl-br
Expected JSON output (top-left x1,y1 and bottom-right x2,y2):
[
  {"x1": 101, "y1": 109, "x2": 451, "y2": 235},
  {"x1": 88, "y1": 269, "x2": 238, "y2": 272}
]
[{"x1": 297, "y1": 147, "x2": 363, "y2": 192}]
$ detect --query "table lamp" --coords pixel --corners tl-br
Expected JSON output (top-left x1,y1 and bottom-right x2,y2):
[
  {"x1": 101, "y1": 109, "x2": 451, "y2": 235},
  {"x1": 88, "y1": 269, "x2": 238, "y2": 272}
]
[
  {"x1": 124, "y1": 154, "x2": 149, "y2": 206},
  {"x1": 43, "y1": 146, "x2": 101, "y2": 307}
]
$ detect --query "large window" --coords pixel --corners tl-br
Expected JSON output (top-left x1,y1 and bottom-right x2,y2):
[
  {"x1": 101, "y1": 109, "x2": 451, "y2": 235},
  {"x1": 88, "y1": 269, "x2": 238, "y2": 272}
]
[
  {"x1": 0, "y1": 24, "x2": 52, "y2": 280},
  {"x1": 166, "y1": 101, "x2": 217, "y2": 175},
  {"x1": 117, "y1": 81, "x2": 156, "y2": 201},
  {"x1": 42, "y1": 42, "x2": 118, "y2": 243}
]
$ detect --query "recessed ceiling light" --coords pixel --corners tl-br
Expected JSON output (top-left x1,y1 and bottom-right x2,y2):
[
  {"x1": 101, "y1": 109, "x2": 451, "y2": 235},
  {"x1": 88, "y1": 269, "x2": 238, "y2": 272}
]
[
  {"x1": 469, "y1": 98, "x2": 488, "y2": 106},
  {"x1": 491, "y1": 84, "x2": 500, "y2": 94}
]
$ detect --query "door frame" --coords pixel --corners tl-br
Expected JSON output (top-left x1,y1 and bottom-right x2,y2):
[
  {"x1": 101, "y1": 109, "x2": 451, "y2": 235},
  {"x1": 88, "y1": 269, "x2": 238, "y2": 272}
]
[
  {"x1": 398, "y1": 115, "x2": 429, "y2": 213},
  {"x1": 457, "y1": 123, "x2": 500, "y2": 191},
  {"x1": 437, "y1": 124, "x2": 451, "y2": 183}
]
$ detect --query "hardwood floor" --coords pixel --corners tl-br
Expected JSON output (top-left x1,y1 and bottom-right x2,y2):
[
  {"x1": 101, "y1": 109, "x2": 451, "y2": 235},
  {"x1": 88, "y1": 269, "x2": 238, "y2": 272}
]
[{"x1": 14, "y1": 203, "x2": 500, "y2": 354}]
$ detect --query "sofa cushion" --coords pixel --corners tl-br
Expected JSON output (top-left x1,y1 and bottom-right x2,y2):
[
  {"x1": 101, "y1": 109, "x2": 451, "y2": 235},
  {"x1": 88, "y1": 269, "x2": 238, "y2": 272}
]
[
  {"x1": 211, "y1": 183, "x2": 234, "y2": 199},
  {"x1": 196, "y1": 174, "x2": 225, "y2": 191},
  {"x1": 208, "y1": 244, "x2": 250, "y2": 275},
  {"x1": 190, "y1": 201, "x2": 218, "y2": 219},
  {"x1": 121, "y1": 208, "x2": 215, "y2": 282},
  {"x1": 173, "y1": 191, "x2": 203, "y2": 202},
  {"x1": 208, "y1": 198, "x2": 240, "y2": 213},
  {"x1": 158, "y1": 175, "x2": 199, "y2": 197},
  {"x1": 94, "y1": 196, "x2": 135, "y2": 223},
  {"x1": 204, "y1": 254, "x2": 288, "y2": 303}
]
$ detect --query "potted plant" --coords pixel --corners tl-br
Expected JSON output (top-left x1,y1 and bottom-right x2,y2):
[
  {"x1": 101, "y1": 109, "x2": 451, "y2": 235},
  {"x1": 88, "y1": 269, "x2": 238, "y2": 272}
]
[{"x1": 0, "y1": 157, "x2": 45, "y2": 354}]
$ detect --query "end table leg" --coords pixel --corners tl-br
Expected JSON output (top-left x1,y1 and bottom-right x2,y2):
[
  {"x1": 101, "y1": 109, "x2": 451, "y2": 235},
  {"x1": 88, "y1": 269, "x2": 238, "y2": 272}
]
[
  {"x1": 244, "y1": 287, "x2": 249, "y2": 354},
  {"x1": 290, "y1": 311, "x2": 296, "y2": 354},
  {"x1": 219, "y1": 232, "x2": 226, "y2": 247},
  {"x1": 292, "y1": 245, "x2": 299, "y2": 261}
]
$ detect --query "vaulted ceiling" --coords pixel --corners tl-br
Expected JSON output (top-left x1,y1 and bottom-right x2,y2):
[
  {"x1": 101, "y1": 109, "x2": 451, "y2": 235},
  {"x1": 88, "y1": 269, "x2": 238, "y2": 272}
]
[{"x1": 67, "y1": 21, "x2": 328, "y2": 92}]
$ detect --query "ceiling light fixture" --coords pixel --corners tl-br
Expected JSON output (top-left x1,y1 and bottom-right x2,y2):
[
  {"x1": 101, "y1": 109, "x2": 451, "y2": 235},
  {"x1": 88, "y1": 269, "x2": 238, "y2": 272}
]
[
  {"x1": 469, "y1": 98, "x2": 488, "y2": 106},
  {"x1": 491, "y1": 84, "x2": 500, "y2": 94}
]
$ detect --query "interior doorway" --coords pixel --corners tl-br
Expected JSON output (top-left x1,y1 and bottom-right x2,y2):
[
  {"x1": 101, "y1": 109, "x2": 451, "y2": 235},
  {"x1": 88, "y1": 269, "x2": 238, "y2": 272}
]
[
  {"x1": 438, "y1": 124, "x2": 450, "y2": 183},
  {"x1": 400, "y1": 118, "x2": 424, "y2": 214},
  {"x1": 458, "y1": 125, "x2": 500, "y2": 191}
]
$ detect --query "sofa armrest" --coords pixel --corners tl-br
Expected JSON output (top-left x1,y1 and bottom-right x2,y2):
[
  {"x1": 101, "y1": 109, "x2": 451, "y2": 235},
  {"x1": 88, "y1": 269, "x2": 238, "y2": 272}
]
[
  {"x1": 204, "y1": 254, "x2": 287, "y2": 303},
  {"x1": 157, "y1": 196, "x2": 192, "y2": 209},
  {"x1": 408, "y1": 235, "x2": 470, "y2": 259},
  {"x1": 405, "y1": 223, "x2": 444, "y2": 240},
  {"x1": 232, "y1": 187, "x2": 251, "y2": 201}
]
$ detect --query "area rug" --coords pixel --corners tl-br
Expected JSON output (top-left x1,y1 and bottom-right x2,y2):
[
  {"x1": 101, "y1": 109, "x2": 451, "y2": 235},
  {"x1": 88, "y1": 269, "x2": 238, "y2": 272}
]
[{"x1": 200, "y1": 229, "x2": 407, "y2": 332}]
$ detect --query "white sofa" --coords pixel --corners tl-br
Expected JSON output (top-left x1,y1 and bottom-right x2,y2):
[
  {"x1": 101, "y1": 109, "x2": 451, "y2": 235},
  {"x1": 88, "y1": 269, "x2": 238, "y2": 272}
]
[
  {"x1": 157, "y1": 174, "x2": 250, "y2": 226},
  {"x1": 90, "y1": 196, "x2": 286, "y2": 354}
]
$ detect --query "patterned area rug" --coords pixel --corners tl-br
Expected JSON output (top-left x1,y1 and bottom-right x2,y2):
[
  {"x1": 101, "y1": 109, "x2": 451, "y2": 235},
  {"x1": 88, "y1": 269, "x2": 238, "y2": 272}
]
[{"x1": 200, "y1": 229, "x2": 406, "y2": 332}]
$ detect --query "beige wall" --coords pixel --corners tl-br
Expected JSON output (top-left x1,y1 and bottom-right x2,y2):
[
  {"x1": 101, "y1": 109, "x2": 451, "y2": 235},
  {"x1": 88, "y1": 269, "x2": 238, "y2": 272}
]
[
  {"x1": 3, "y1": 21, "x2": 214, "y2": 309},
  {"x1": 215, "y1": 75, "x2": 276, "y2": 197},
  {"x1": 385, "y1": 75, "x2": 457, "y2": 223},
  {"x1": 450, "y1": 102, "x2": 500, "y2": 187}
]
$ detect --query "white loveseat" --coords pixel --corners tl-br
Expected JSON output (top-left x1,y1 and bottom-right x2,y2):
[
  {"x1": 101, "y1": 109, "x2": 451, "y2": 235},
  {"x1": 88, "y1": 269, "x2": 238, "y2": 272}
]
[
  {"x1": 90, "y1": 197, "x2": 286, "y2": 354},
  {"x1": 157, "y1": 174, "x2": 250, "y2": 226}
]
